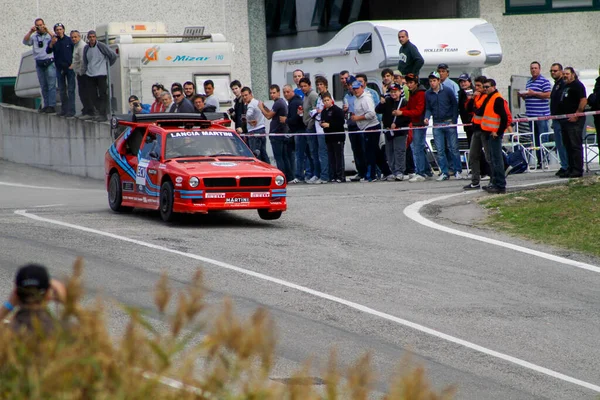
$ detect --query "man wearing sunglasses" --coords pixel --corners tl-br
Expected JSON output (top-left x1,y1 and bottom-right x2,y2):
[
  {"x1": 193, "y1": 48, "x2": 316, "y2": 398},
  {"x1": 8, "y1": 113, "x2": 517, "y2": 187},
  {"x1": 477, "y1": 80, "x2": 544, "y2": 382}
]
[
  {"x1": 23, "y1": 18, "x2": 56, "y2": 114},
  {"x1": 170, "y1": 87, "x2": 195, "y2": 113}
]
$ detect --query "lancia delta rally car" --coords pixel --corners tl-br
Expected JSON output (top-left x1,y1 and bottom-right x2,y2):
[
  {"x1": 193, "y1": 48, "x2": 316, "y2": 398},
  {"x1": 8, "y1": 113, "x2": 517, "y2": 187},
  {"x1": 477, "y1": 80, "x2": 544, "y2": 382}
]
[{"x1": 105, "y1": 113, "x2": 287, "y2": 222}]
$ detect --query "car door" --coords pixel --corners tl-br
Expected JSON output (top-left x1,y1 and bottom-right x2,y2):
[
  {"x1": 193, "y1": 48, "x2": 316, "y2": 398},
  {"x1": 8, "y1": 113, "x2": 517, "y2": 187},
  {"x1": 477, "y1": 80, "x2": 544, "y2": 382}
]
[
  {"x1": 136, "y1": 129, "x2": 163, "y2": 208},
  {"x1": 122, "y1": 126, "x2": 148, "y2": 205}
]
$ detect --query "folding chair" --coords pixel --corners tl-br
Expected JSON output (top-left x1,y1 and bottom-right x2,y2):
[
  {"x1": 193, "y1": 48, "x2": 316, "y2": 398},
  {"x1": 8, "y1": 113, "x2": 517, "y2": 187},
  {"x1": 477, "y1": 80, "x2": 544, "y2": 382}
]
[{"x1": 584, "y1": 133, "x2": 599, "y2": 172}]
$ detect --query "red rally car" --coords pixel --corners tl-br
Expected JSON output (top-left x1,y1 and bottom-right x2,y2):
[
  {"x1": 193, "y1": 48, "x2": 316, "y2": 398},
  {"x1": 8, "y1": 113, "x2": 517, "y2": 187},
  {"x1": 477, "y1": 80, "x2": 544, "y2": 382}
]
[{"x1": 104, "y1": 113, "x2": 287, "y2": 222}]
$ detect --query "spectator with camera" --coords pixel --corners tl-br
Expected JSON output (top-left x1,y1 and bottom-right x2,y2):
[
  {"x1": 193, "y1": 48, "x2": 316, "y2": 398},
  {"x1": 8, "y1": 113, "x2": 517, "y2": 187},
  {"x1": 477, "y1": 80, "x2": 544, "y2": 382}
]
[
  {"x1": 128, "y1": 95, "x2": 150, "y2": 114},
  {"x1": 46, "y1": 23, "x2": 75, "y2": 118},
  {"x1": 23, "y1": 18, "x2": 56, "y2": 114}
]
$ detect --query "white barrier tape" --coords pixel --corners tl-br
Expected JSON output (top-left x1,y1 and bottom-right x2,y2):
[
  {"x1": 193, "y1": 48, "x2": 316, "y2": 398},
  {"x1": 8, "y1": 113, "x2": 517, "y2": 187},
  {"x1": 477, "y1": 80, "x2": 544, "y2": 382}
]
[{"x1": 240, "y1": 109, "x2": 600, "y2": 138}]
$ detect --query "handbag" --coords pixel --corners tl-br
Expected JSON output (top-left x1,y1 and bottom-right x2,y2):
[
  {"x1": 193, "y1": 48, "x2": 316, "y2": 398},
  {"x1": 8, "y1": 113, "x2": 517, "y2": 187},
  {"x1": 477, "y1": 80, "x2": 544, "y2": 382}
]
[{"x1": 36, "y1": 58, "x2": 54, "y2": 69}]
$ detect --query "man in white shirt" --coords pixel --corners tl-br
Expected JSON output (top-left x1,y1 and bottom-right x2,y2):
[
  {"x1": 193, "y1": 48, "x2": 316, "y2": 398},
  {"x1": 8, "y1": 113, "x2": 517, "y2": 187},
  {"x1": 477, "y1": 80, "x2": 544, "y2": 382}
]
[
  {"x1": 351, "y1": 80, "x2": 392, "y2": 181},
  {"x1": 204, "y1": 80, "x2": 220, "y2": 110},
  {"x1": 241, "y1": 87, "x2": 270, "y2": 164}
]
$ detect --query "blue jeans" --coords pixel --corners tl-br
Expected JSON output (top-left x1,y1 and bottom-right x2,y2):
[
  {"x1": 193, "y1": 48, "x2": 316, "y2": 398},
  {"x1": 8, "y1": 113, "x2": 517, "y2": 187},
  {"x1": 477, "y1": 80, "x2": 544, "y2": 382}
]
[
  {"x1": 57, "y1": 67, "x2": 76, "y2": 115},
  {"x1": 316, "y1": 133, "x2": 329, "y2": 181},
  {"x1": 270, "y1": 136, "x2": 295, "y2": 181},
  {"x1": 552, "y1": 120, "x2": 568, "y2": 170},
  {"x1": 247, "y1": 129, "x2": 270, "y2": 164},
  {"x1": 36, "y1": 63, "x2": 57, "y2": 108},
  {"x1": 432, "y1": 126, "x2": 461, "y2": 176},
  {"x1": 294, "y1": 133, "x2": 313, "y2": 181},
  {"x1": 411, "y1": 128, "x2": 432, "y2": 176},
  {"x1": 489, "y1": 134, "x2": 506, "y2": 189},
  {"x1": 529, "y1": 119, "x2": 549, "y2": 166}
]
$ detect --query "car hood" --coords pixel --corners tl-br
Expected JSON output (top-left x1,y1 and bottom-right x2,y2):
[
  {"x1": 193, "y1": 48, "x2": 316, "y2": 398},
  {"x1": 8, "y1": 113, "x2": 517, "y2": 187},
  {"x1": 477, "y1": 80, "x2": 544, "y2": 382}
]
[{"x1": 167, "y1": 157, "x2": 280, "y2": 176}]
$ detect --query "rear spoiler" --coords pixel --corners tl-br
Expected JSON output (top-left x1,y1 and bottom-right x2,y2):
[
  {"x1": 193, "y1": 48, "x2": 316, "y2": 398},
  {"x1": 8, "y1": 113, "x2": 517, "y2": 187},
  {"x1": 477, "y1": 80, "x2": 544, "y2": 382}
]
[{"x1": 110, "y1": 112, "x2": 232, "y2": 139}]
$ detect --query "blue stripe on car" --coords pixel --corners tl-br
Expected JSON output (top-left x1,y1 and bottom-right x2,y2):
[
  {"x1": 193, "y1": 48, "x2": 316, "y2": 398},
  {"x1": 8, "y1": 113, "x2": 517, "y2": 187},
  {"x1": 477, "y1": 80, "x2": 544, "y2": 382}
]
[
  {"x1": 272, "y1": 189, "x2": 287, "y2": 193},
  {"x1": 109, "y1": 145, "x2": 136, "y2": 179},
  {"x1": 181, "y1": 195, "x2": 204, "y2": 199},
  {"x1": 271, "y1": 194, "x2": 287, "y2": 198}
]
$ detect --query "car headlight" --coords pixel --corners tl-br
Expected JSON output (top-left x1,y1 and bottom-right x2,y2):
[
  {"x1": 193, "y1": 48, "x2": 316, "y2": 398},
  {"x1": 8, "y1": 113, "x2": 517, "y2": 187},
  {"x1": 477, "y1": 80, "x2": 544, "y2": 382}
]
[
  {"x1": 189, "y1": 177, "x2": 200, "y2": 188},
  {"x1": 274, "y1": 175, "x2": 285, "y2": 186}
]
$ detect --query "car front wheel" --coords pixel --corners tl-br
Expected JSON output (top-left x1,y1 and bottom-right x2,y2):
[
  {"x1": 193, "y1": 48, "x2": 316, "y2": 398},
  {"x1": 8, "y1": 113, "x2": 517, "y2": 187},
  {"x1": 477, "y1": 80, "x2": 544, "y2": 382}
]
[{"x1": 159, "y1": 181, "x2": 175, "y2": 222}]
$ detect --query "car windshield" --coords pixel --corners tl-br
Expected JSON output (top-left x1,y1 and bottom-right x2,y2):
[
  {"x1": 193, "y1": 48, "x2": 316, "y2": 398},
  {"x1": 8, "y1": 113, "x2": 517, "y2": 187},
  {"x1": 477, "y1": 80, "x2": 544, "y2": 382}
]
[{"x1": 164, "y1": 130, "x2": 254, "y2": 159}]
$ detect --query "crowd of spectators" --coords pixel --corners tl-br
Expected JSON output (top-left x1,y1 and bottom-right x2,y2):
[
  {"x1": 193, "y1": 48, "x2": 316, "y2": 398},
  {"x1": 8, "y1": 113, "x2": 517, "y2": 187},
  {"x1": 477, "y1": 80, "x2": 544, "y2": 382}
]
[{"x1": 24, "y1": 20, "x2": 600, "y2": 187}]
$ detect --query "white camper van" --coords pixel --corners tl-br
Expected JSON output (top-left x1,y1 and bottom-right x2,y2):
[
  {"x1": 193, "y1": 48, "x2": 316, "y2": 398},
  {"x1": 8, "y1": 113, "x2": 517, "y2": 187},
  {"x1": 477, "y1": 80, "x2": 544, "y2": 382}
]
[
  {"x1": 15, "y1": 22, "x2": 235, "y2": 114},
  {"x1": 271, "y1": 18, "x2": 502, "y2": 100}
]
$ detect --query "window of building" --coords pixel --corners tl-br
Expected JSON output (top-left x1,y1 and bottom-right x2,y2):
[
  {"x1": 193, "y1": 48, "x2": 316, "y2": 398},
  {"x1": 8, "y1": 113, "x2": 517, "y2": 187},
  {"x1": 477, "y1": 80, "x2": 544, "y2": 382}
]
[
  {"x1": 505, "y1": 0, "x2": 599, "y2": 14},
  {"x1": 312, "y1": 0, "x2": 363, "y2": 32},
  {"x1": 266, "y1": 0, "x2": 297, "y2": 37}
]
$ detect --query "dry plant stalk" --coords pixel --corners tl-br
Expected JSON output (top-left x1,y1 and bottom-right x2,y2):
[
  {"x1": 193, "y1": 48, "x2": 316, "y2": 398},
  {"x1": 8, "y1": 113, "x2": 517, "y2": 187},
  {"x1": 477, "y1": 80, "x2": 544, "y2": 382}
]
[{"x1": 0, "y1": 260, "x2": 456, "y2": 399}]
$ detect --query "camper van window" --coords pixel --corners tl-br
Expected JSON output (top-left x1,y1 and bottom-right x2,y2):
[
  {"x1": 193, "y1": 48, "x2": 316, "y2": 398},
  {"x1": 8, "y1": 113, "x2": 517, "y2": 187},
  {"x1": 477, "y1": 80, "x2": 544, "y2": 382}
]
[
  {"x1": 332, "y1": 73, "x2": 343, "y2": 102},
  {"x1": 194, "y1": 75, "x2": 231, "y2": 105},
  {"x1": 346, "y1": 33, "x2": 372, "y2": 54},
  {"x1": 367, "y1": 82, "x2": 381, "y2": 96}
]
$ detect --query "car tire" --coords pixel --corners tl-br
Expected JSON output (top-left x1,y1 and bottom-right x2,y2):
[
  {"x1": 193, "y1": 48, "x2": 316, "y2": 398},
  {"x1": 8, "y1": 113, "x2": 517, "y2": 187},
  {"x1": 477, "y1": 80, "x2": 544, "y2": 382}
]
[
  {"x1": 257, "y1": 209, "x2": 282, "y2": 220},
  {"x1": 159, "y1": 180, "x2": 175, "y2": 222},
  {"x1": 108, "y1": 172, "x2": 133, "y2": 212}
]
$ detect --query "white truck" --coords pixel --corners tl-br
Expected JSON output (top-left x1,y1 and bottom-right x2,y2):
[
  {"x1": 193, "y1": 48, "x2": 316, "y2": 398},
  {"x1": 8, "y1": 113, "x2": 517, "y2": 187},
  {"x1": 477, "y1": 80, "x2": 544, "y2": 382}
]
[{"x1": 15, "y1": 22, "x2": 235, "y2": 114}]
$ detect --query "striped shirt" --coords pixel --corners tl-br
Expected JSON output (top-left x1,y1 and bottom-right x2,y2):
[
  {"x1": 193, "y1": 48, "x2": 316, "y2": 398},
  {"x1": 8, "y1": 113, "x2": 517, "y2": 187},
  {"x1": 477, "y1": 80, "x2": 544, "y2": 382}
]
[{"x1": 525, "y1": 75, "x2": 551, "y2": 116}]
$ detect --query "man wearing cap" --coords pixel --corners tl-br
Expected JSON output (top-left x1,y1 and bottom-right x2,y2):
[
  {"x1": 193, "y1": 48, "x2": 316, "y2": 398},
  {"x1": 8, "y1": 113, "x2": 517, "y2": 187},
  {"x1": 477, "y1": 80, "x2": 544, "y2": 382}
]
[
  {"x1": 1, "y1": 263, "x2": 66, "y2": 335},
  {"x1": 424, "y1": 71, "x2": 462, "y2": 181},
  {"x1": 397, "y1": 30, "x2": 424, "y2": 76},
  {"x1": 128, "y1": 95, "x2": 150, "y2": 114},
  {"x1": 437, "y1": 64, "x2": 460, "y2": 100},
  {"x1": 23, "y1": 18, "x2": 57, "y2": 114},
  {"x1": 83, "y1": 30, "x2": 118, "y2": 122},
  {"x1": 351, "y1": 79, "x2": 392, "y2": 181},
  {"x1": 46, "y1": 23, "x2": 75, "y2": 117},
  {"x1": 343, "y1": 75, "x2": 368, "y2": 181}
]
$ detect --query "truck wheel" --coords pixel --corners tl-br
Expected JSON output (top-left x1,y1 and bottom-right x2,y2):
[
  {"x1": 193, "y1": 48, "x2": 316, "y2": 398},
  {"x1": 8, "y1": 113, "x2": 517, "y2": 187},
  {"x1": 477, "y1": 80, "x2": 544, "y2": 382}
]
[
  {"x1": 257, "y1": 209, "x2": 282, "y2": 220},
  {"x1": 108, "y1": 173, "x2": 133, "y2": 212},
  {"x1": 159, "y1": 181, "x2": 175, "y2": 222}
]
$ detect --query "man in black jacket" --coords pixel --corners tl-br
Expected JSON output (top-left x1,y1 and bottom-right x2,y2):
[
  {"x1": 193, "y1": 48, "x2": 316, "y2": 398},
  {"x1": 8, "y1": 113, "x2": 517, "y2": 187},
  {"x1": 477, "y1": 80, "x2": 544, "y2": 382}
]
[
  {"x1": 282, "y1": 84, "x2": 307, "y2": 183},
  {"x1": 170, "y1": 87, "x2": 195, "y2": 113},
  {"x1": 46, "y1": 23, "x2": 75, "y2": 117},
  {"x1": 320, "y1": 92, "x2": 346, "y2": 182},
  {"x1": 397, "y1": 30, "x2": 424, "y2": 76},
  {"x1": 229, "y1": 80, "x2": 247, "y2": 136},
  {"x1": 376, "y1": 84, "x2": 408, "y2": 180}
]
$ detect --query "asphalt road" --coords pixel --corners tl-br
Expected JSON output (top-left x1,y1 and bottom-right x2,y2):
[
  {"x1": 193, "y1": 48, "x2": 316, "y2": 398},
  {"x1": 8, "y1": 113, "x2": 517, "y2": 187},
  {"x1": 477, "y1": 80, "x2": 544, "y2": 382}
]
[{"x1": 1, "y1": 160, "x2": 600, "y2": 399}]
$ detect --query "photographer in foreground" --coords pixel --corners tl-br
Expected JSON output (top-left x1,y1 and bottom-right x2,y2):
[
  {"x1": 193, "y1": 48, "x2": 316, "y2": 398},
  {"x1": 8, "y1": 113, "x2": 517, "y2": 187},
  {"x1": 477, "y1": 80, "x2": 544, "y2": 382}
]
[
  {"x1": 128, "y1": 95, "x2": 150, "y2": 114},
  {"x1": 1, "y1": 263, "x2": 66, "y2": 335},
  {"x1": 23, "y1": 18, "x2": 57, "y2": 114}
]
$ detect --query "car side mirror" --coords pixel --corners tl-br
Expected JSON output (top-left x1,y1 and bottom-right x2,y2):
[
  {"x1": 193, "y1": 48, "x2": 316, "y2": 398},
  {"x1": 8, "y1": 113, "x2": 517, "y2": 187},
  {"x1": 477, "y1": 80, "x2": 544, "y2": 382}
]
[{"x1": 149, "y1": 151, "x2": 159, "y2": 160}]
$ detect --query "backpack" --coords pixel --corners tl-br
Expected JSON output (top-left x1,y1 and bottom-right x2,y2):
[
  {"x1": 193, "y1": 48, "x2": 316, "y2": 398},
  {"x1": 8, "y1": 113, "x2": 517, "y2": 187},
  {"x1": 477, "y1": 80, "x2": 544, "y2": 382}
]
[{"x1": 504, "y1": 145, "x2": 528, "y2": 175}]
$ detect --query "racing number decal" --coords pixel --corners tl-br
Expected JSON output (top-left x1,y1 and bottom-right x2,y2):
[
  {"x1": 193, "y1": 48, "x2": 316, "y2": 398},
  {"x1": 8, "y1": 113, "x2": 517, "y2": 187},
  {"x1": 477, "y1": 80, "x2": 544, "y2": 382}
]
[{"x1": 136, "y1": 159, "x2": 149, "y2": 187}]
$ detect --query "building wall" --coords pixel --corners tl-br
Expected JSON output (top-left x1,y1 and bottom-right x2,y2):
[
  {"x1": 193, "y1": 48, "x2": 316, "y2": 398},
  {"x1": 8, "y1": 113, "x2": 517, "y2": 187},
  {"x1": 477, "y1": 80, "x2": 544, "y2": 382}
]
[
  {"x1": 4, "y1": 0, "x2": 252, "y2": 96},
  {"x1": 479, "y1": 0, "x2": 600, "y2": 95}
]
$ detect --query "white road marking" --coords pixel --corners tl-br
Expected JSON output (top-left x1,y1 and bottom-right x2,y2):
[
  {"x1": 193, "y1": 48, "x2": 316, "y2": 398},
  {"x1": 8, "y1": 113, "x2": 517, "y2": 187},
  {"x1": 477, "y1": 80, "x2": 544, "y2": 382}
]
[
  {"x1": 33, "y1": 204, "x2": 65, "y2": 208},
  {"x1": 403, "y1": 180, "x2": 600, "y2": 274},
  {"x1": 0, "y1": 181, "x2": 102, "y2": 191},
  {"x1": 13, "y1": 208, "x2": 600, "y2": 393}
]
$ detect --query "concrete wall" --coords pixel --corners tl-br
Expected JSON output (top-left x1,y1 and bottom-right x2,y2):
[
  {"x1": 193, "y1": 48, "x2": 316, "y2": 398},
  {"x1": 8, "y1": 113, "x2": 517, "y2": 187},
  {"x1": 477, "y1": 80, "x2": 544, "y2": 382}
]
[
  {"x1": 480, "y1": 0, "x2": 600, "y2": 95},
  {"x1": 0, "y1": 104, "x2": 113, "y2": 180},
  {"x1": 5, "y1": 1, "x2": 252, "y2": 92}
]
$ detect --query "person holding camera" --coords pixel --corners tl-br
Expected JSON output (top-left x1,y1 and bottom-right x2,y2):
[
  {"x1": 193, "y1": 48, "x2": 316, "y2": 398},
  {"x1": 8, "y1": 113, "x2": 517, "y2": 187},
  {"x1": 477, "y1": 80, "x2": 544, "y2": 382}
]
[
  {"x1": 23, "y1": 18, "x2": 56, "y2": 114},
  {"x1": 128, "y1": 95, "x2": 150, "y2": 114}
]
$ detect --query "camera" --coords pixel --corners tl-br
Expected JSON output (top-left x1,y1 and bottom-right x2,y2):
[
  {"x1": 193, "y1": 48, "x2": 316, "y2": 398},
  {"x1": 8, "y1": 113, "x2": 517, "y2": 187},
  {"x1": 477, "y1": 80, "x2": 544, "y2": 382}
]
[
  {"x1": 133, "y1": 101, "x2": 141, "y2": 108},
  {"x1": 227, "y1": 107, "x2": 235, "y2": 114}
]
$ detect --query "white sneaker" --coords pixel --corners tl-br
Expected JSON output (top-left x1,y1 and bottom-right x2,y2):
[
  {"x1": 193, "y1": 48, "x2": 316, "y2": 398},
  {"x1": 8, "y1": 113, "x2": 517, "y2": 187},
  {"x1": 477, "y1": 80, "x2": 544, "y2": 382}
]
[
  {"x1": 395, "y1": 174, "x2": 404, "y2": 181},
  {"x1": 408, "y1": 173, "x2": 417, "y2": 179},
  {"x1": 467, "y1": 173, "x2": 473, "y2": 180},
  {"x1": 409, "y1": 174, "x2": 426, "y2": 182},
  {"x1": 385, "y1": 174, "x2": 396, "y2": 181},
  {"x1": 289, "y1": 178, "x2": 301, "y2": 184},
  {"x1": 306, "y1": 176, "x2": 318, "y2": 184},
  {"x1": 454, "y1": 173, "x2": 465, "y2": 180},
  {"x1": 349, "y1": 174, "x2": 362, "y2": 182},
  {"x1": 436, "y1": 173, "x2": 449, "y2": 181},
  {"x1": 481, "y1": 175, "x2": 490, "y2": 181},
  {"x1": 313, "y1": 178, "x2": 324, "y2": 184}
]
